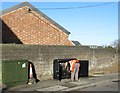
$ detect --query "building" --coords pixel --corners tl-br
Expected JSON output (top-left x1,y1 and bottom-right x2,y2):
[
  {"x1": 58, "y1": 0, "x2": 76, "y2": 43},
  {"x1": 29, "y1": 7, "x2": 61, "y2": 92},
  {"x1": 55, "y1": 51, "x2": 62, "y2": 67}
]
[
  {"x1": 87, "y1": 45, "x2": 103, "y2": 49},
  {"x1": 72, "y1": 41, "x2": 81, "y2": 46},
  {"x1": 0, "y1": 2, "x2": 74, "y2": 45}
]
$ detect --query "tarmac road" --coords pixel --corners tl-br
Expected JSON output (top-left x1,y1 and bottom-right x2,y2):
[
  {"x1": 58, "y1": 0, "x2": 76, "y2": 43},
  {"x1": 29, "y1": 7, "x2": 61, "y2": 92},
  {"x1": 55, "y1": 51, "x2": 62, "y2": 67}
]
[
  {"x1": 1, "y1": 73, "x2": 119, "y2": 92},
  {"x1": 77, "y1": 78, "x2": 119, "y2": 91}
]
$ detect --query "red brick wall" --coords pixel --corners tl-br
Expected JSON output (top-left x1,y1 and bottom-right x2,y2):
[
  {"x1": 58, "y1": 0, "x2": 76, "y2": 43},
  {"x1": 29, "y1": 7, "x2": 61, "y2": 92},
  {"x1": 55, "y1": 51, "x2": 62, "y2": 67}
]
[{"x1": 1, "y1": 6, "x2": 74, "y2": 45}]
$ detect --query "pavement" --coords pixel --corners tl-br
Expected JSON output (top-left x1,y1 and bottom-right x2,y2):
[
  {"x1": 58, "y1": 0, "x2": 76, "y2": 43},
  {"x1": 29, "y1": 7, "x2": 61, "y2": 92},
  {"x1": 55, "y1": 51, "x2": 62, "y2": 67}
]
[{"x1": 1, "y1": 73, "x2": 119, "y2": 92}]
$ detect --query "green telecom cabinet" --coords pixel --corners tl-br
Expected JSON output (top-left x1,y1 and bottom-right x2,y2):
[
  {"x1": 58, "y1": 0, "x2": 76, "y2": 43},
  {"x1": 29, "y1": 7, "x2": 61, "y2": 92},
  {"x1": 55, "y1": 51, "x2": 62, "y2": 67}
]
[{"x1": 2, "y1": 60, "x2": 29, "y2": 87}]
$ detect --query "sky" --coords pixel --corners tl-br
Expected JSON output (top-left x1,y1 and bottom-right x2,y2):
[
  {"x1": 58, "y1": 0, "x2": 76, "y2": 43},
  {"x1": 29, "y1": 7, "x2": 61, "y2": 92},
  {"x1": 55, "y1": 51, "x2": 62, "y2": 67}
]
[{"x1": 0, "y1": 1, "x2": 118, "y2": 46}]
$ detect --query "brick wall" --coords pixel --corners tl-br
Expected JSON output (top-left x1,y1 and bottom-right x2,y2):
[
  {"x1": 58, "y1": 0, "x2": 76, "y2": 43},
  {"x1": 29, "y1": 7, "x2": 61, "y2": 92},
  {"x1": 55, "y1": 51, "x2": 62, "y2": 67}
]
[
  {"x1": 1, "y1": 6, "x2": 73, "y2": 45},
  {"x1": 2, "y1": 44, "x2": 117, "y2": 81}
]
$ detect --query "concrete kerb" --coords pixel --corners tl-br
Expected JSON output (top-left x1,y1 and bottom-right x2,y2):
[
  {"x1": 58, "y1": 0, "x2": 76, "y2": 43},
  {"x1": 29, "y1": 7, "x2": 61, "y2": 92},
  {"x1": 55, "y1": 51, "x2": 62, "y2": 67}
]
[{"x1": 61, "y1": 84, "x2": 96, "y2": 91}]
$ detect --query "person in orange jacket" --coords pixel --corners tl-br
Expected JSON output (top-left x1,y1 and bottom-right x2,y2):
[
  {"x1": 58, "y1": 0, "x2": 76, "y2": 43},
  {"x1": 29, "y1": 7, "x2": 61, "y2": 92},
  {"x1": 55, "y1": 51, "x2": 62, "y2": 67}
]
[{"x1": 69, "y1": 59, "x2": 80, "y2": 82}]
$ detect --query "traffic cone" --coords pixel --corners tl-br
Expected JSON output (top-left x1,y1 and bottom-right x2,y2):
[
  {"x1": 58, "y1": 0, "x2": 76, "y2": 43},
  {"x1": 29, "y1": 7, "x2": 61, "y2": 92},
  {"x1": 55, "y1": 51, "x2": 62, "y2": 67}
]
[{"x1": 28, "y1": 63, "x2": 36, "y2": 85}]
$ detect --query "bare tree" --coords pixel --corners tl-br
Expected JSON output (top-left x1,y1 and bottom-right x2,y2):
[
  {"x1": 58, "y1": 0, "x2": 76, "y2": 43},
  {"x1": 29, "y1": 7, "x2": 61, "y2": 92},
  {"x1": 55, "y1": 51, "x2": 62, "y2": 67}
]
[{"x1": 110, "y1": 40, "x2": 118, "y2": 48}]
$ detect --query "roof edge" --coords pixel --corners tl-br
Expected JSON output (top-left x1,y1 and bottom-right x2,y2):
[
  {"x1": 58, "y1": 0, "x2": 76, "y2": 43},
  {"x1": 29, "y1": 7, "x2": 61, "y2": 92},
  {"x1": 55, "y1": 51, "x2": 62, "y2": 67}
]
[{"x1": 0, "y1": 2, "x2": 70, "y2": 35}]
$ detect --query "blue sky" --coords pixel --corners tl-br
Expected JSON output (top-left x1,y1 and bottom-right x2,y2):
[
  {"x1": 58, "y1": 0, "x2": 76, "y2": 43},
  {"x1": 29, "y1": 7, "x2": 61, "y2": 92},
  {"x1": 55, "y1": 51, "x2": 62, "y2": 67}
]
[{"x1": 1, "y1": 2, "x2": 118, "y2": 46}]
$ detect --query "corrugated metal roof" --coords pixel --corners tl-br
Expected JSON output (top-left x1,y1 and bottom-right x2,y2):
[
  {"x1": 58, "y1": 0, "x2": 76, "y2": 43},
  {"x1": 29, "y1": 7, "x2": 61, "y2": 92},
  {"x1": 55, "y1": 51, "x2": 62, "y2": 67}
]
[{"x1": 0, "y1": 2, "x2": 70, "y2": 35}]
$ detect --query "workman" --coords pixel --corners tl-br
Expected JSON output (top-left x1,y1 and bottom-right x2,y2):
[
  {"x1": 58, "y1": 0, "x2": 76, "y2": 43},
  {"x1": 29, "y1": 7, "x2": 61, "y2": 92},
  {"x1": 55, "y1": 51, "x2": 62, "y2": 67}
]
[{"x1": 69, "y1": 59, "x2": 80, "y2": 82}]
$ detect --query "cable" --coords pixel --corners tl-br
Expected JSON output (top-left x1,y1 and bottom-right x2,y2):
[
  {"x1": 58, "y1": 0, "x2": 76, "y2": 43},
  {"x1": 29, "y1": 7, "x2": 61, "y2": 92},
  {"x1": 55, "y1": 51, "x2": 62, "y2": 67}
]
[{"x1": 32, "y1": 2, "x2": 115, "y2": 10}]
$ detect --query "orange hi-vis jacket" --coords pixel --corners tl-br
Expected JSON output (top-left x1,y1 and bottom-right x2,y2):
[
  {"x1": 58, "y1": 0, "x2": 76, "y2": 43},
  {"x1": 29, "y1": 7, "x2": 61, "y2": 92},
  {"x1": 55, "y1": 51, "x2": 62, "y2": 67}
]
[{"x1": 69, "y1": 59, "x2": 79, "y2": 72}]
